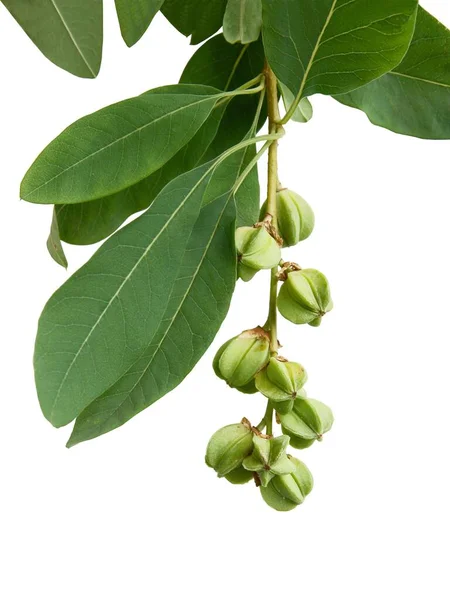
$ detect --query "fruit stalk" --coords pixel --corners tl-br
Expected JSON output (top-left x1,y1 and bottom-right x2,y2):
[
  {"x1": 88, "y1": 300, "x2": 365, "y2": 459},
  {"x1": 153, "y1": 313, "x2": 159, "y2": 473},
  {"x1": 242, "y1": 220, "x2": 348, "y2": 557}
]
[{"x1": 264, "y1": 64, "x2": 282, "y2": 433}]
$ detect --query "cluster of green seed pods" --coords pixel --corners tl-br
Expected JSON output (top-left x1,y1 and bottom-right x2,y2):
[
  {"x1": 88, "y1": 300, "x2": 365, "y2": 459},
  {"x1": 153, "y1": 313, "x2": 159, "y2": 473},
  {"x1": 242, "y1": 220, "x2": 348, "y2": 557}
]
[{"x1": 206, "y1": 188, "x2": 334, "y2": 511}]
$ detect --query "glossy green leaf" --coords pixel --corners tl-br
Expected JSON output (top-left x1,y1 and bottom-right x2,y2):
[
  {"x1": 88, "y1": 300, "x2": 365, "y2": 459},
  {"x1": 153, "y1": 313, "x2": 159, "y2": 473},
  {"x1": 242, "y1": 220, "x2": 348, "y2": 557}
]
[
  {"x1": 47, "y1": 209, "x2": 68, "y2": 269},
  {"x1": 67, "y1": 150, "x2": 249, "y2": 446},
  {"x1": 54, "y1": 37, "x2": 264, "y2": 249},
  {"x1": 262, "y1": 0, "x2": 418, "y2": 100},
  {"x1": 35, "y1": 161, "x2": 218, "y2": 427},
  {"x1": 21, "y1": 85, "x2": 222, "y2": 206},
  {"x1": 162, "y1": 0, "x2": 227, "y2": 44},
  {"x1": 223, "y1": 0, "x2": 262, "y2": 44},
  {"x1": 1, "y1": 0, "x2": 103, "y2": 78},
  {"x1": 115, "y1": 0, "x2": 164, "y2": 47},
  {"x1": 334, "y1": 7, "x2": 450, "y2": 140}
]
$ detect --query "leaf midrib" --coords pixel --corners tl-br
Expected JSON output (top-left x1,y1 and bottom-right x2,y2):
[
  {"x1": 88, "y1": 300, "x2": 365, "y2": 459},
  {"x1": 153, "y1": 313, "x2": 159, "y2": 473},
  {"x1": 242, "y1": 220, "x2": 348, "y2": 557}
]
[
  {"x1": 48, "y1": 0, "x2": 97, "y2": 77},
  {"x1": 85, "y1": 176, "x2": 238, "y2": 431},
  {"x1": 23, "y1": 92, "x2": 219, "y2": 200},
  {"x1": 49, "y1": 163, "x2": 215, "y2": 420},
  {"x1": 97, "y1": 191, "x2": 233, "y2": 422},
  {"x1": 391, "y1": 70, "x2": 450, "y2": 88},
  {"x1": 295, "y1": 0, "x2": 339, "y2": 100}
]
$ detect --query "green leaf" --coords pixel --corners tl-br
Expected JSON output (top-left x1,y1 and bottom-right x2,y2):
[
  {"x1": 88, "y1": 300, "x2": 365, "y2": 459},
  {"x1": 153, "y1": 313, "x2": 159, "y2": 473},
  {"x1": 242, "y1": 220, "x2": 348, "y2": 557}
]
[
  {"x1": 223, "y1": 0, "x2": 262, "y2": 44},
  {"x1": 334, "y1": 7, "x2": 450, "y2": 140},
  {"x1": 67, "y1": 150, "x2": 249, "y2": 446},
  {"x1": 262, "y1": 0, "x2": 419, "y2": 100},
  {"x1": 54, "y1": 37, "x2": 264, "y2": 248},
  {"x1": 35, "y1": 160, "x2": 218, "y2": 427},
  {"x1": 115, "y1": 0, "x2": 164, "y2": 47},
  {"x1": 47, "y1": 209, "x2": 68, "y2": 269},
  {"x1": 181, "y1": 36, "x2": 266, "y2": 154},
  {"x1": 234, "y1": 143, "x2": 260, "y2": 228},
  {"x1": 2, "y1": 0, "x2": 103, "y2": 78},
  {"x1": 21, "y1": 85, "x2": 222, "y2": 205},
  {"x1": 162, "y1": 0, "x2": 228, "y2": 44},
  {"x1": 55, "y1": 104, "x2": 227, "y2": 245},
  {"x1": 279, "y1": 84, "x2": 313, "y2": 124}
]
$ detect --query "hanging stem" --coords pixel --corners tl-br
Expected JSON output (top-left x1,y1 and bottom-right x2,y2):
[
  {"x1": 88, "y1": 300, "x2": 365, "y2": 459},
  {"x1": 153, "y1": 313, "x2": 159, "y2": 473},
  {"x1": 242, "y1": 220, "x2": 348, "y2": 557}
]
[
  {"x1": 264, "y1": 64, "x2": 282, "y2": 356},
  {"x1": 260, "y1": 64, "x2": 283, "y2": 435}
]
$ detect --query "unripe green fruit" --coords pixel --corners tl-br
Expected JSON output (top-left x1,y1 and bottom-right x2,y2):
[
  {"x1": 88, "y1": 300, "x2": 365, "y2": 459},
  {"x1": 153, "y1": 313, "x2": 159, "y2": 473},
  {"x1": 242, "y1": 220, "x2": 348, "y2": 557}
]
[
  {"x1": 278, "y1": 268, "x2": 333, "y2": 326},
  {"x1": 279, "y1": 398, "x2": 334, "y2": 449},
  {"x1": 213, "y1": 327, "x2": 270, "y2": 391},
  {"x1": 205, "y1": 420, "x2": 254, "y2": 477},
  {"x1": 270, "y1": 387, "x2": 307, "y2": 416},
  {"x1": 260, "y1": 189, "x2": 315, "y2": 247},
  {"x1": 235, "y1": 226, "x2": 281, "y2": 281},
  {"x1": 260, "y1": 457, "x2": 314, "y2": 511},
  {"x1": 224, "y1": 465, "x2": 254, "y2": 485},
  {"x1": 255, "y1": 357, "x2": 307, "y2": 411},
  {"x1": 243, "y1": 434, "x2": 295, "y2": 487}
]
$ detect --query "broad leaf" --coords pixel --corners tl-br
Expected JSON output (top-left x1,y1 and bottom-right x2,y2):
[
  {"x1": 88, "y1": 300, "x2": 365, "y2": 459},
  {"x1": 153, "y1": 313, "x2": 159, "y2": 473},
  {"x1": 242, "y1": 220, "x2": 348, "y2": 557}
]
[
  {"x1": 67, "y1": 151, "x2": 249, "y2": 446},
  {"x1": 223, "y1": 0, "x2": 262, "y2": 44},
  {"x1": 55, "y1": 105, "x2": 227, "y2": 245},
  {"x1": 262, "y1": 0, "x2": 419, "y2": 100},
  {"x1": 35, "y1": 161, "x2": 217, "y2": 427},
  {"x1": 2, "y1": 0, "x2": 103, "y2": 78},
  {"x1": 334, "y1": 7, "x2": 450, "y2": 140},
  {"x1": 162, "y1": 0, "x2": 228, "y2": 44},
  {"x1": 53, "y1": 37, "x2": 264, "y2": 250},
  {"x1": 47, "y1": 209, "x2": 68, "y2": 269},
  {"x1": 21, "y1": 85, "x2": 221, "y2": 205},
  {"x1": 115, "y1": 0, "x2": 164, "y2": 47}
]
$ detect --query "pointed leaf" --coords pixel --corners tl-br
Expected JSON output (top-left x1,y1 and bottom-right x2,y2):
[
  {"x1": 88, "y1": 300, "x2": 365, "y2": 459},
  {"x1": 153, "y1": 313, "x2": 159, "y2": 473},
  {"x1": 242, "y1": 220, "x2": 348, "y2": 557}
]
[
  {"x1": 67, "y1": 150, "x2": 251, "y2": 446},
  {"x1": 55, "y1": 38, "x2": 264, "y2": 248},
  {"x1": 262, "y1": 0, "x2": 418, "y2": 99},
  {"x1": 55, "y1": 103, "x2": 227, "y2": 245},
  {"x1": 21, "y1": 85, "x2": 222, "y2": 205},
  {"x1": 35, "y1": 161, "x2": 219, "y2": 427},
  {"x1": 115, "y1": 0, "x2": 164, "y2": 47},
  {"x1": 2, "y1": 0, "x2": 103, "y2": 78},
  {"x1": 223, "y1": 0, "x2": 262, "y2": 45},
  {"x1": 47, "y1": 209, "x2": 68, "y2": 269},
  {"x1": 162, "y1": 0, "x2": 228, "y2": 44},
  {"x1": 334, "y1": 7, "x2": 450, "y2": 139}
]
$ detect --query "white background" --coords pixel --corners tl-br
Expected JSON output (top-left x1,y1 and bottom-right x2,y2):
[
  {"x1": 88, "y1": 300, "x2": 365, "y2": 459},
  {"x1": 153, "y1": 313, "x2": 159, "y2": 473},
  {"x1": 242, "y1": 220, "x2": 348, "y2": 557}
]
[{"x1": 1, "y1": 1, "x2": 449, "y2": 598}]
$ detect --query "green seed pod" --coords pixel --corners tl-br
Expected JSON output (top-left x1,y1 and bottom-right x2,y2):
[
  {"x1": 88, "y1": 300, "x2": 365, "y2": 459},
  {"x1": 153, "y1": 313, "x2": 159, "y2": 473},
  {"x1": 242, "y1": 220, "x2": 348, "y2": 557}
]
[
  {"x1": 255, "y1": 357, "x2": 307, "y2": 411},
  {"x1": 205, "y1": 420, "x2": 254, "y2": 478},
  {"x1": 278, "y1": 268, "x2": 333, "y2": 326},
  {"x1": 235, "y1": 226, "x2": 281, "y2": 281},
  {"x1": 224, "y1": 465, "x2": 254, "y2": 485},
  {"x1": 270, "y1": 387, "x2": 307, "y2": 416},
  {"x1": 279, "y1": 398, "x2": 334, "y2": 449},
  {"x1": 261, "y1": 189, "x2": 315, "y2": 247},
  {"x1": 213, "y1": 327, "x2": 270, "y2": 391},
  {"x1": 243, "y1": 434, "x2": 296, "y2": 487},
  {"x1": 260, "y1": 457, "x2": 314, "y2": 511}
]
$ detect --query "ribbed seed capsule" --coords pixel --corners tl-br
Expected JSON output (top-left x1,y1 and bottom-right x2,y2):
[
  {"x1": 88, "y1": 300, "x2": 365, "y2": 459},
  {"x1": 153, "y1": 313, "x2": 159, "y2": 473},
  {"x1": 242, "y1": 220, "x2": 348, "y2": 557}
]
[
  {"x1": 278, "y1": 268, "x2": 333, "y2": 326},
  {"x1": 255, "y1": 357, "x2": 307, "y2": 414},
  {"x1": 260, "y1": 189, "x2": 315, "y2": 247},
  {"x1": 260, "y1": 457, "x2": 314, "y2": 511},
  {"x1": 279, "y1": 398, "x2": 334, "y2": 449},
  {"x1": 205, "y1": 420, "x2": 254, "y2": 478},
  {"x1": 213, "y1": 327, "x2": 270, "y2": 392},
  {"x1": 235, "y1": 226, "x2": 281, "y2": 281},
  {"x1": 242, "y1": 434, "x2": 296, "y2": 487}
]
